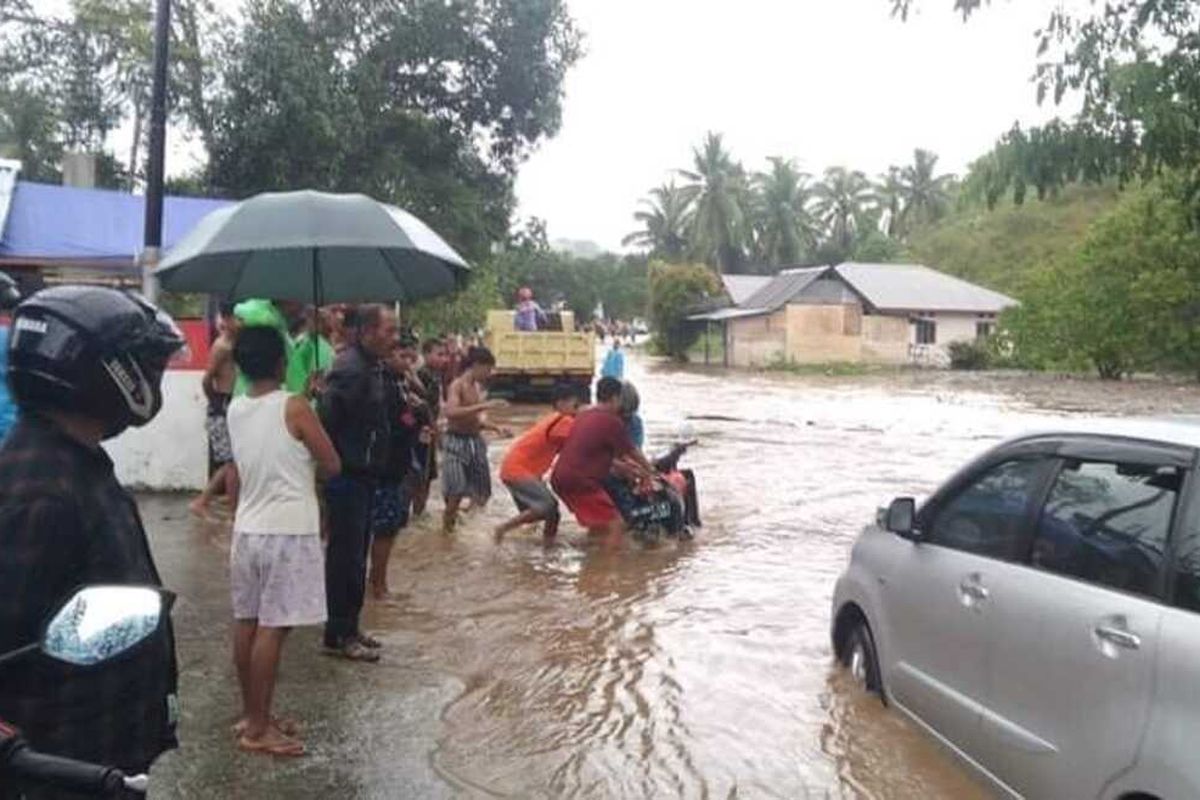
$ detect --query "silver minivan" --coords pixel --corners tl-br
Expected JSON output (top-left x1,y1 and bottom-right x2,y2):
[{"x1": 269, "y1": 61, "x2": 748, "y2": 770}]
[{"x1": 831, "y1": 420, "x2": 1200, "y2": 799}]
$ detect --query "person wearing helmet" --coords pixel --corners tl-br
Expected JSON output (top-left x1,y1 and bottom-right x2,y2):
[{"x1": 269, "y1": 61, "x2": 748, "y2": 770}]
[
  {"x1": 0, "y1": 286, "x2": 185, "y2": 790},
  {"x1": 514, "y1": 286, "x2": 546, "y2": 332},
  {"x1": 0, "y1": 271, "x2": 22, "y2": 443}
]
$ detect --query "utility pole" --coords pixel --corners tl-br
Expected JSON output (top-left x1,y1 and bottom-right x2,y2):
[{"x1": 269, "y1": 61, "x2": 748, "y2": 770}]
[{"x1": 141, "y1": 0, "x2": 171, "y2": 302}]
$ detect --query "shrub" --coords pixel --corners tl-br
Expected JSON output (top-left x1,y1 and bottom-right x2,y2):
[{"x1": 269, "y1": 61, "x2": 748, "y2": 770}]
[
  {"x1": 647, "y1": 261, "x2": 721, "y2": 361},
  {"x1": 948, "y1": 340, "x2": 991, "y2": 370}
]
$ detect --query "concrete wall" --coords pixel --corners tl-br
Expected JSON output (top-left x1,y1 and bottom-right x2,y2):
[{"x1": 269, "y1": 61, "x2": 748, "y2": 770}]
[
  {"x1": 862, "y1": 315, "x2": 910, "y2": 363},
  {"x1": 721, "y1": 306, "x2": 992, "y2": 370},
  {"x1": 919, "y1": 313, "x2": 984, "y2": 347},
  {"x1": 105, "y1": 371, "x2": 208, "y2": 491},
  {"x1": 727, "y1": 311, "x2": 786, "y2": 367},
  {"x1": 782, "y1": 304, "x2": 862, "y2": 363}
]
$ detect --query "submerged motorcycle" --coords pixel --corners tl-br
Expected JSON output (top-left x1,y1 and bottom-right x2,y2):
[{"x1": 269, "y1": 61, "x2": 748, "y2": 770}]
[
  {"x1": 0, "y1": 585, "x2": 170, "y2": 797},
  {"x1": 606, "y1": 439, "x2": 701, "y2": 543}
]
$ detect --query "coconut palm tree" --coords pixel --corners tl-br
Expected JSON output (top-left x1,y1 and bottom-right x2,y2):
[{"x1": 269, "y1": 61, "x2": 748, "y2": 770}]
[
  {"x1": 679, "y1": 132, "x2": 749, "y2": 273},
  {"x1": 874, "y1": 166, "x2": 906, "y2": 238},
  {"x1": 813, "y1": 166, "x2": 873, "y2": 257},
  {"x1": 898, "y1": 148, "x2": 955, "y2": 230},
  {"x1": 622, "y1": 181, "x2": 695, "y2": 261},
  {"x1": 751, "y1": 157, "x2": 817, "y2": 266}
]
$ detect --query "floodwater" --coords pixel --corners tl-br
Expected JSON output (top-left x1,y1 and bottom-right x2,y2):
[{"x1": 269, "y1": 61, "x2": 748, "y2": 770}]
[{"x1": 148, "y1": 354, "x2": 1197, "y2": 798}]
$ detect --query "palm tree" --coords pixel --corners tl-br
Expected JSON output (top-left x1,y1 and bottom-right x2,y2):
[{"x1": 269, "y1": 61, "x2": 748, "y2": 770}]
[
  {"x1": 898, "y1": 148, "x2": 955, "y2": 231},
  {"x1": 813, "y1": 166, "x2": 873, "y2": 257},
  {"x1": 679, "y1": 132, "x2": 749, "y2": 273},
  {"x1": 874, "y1": 166, "x2": 906, "y2": 238},
  {"x1": 751, "y1": 157, "x2": 817, "y2": 266},
  {"x1": 622, "y1": 181, "x2": 695, "y2": 261}
]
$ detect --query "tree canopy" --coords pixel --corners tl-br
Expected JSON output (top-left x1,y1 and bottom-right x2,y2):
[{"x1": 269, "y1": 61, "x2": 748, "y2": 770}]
[{"x1": 625, "y1": 137, "x2": 956, "y2": 272}]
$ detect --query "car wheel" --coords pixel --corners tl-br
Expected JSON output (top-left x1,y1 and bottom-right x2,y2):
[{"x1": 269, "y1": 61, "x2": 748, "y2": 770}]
[{"x1": 843, "y1": 622, "x2": 882, "y2": 695}]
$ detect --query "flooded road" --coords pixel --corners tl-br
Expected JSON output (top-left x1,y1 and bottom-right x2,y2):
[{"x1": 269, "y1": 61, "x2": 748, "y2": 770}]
[{"x1": 148, "y1": 355, "x2": 1195, "y2": 798}]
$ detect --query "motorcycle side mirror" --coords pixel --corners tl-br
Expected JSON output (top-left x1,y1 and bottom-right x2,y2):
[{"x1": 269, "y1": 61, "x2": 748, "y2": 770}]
[
  {"x1": 883, "y1": 497, "x2": 919, "y2": 539},
  {"x1": 41, "y1": 586, "x2": 170, "y2": 667}
]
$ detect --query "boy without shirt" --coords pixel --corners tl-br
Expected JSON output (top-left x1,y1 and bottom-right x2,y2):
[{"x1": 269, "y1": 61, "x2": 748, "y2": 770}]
[{"x1": 441, "y1": 346, "x2": 510, "y2": 532}]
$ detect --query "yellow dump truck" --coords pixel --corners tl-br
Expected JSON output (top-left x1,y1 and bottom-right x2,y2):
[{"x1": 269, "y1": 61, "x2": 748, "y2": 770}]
[{"x1": 484, "y1": 309, "x2": 595, "y2": 401}]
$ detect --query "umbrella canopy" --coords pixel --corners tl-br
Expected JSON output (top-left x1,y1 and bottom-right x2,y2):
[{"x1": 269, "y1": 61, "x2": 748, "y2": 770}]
[{"x1": 153, "y1": 190, "x2": 470, "y2": 303}]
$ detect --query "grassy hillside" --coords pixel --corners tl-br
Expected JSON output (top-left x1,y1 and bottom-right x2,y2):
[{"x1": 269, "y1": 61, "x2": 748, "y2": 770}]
[{"x1": 905, "y1": 184, "x2": 1122, "y2": 298}]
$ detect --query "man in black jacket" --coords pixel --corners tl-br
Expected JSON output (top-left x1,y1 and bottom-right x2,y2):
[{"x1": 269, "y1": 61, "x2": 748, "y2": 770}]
[
  {"x1": 0, "y1": 287, "x2": 185, "y2": 796},
  {"x1": 319, "y1": 304, "x2": 397, "y2": 661}
]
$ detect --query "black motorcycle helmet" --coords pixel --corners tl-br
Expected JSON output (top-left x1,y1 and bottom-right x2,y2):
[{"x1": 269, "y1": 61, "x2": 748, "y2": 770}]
[
  {"x1": 0, "y1": 272, "x2": 21, "y2": 310},
  {"x1": 8, "y1": 286, "x2": 186, "y2": 438}
]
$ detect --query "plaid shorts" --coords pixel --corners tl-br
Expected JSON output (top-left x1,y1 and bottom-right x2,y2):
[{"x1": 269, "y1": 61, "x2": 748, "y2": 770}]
[
  {"x1": 206, "y1": 413, "x2": 233, "y2": 464},
  {"x1": 441, "y1": 432, "x2": 491, "y2": 502}
]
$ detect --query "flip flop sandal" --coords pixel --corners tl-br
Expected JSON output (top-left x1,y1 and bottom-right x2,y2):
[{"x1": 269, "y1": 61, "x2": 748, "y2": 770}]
[
  {"x1": 322, "y1": 640, "x2": 380, "y2": 662},
  {"x1": 356, "y1": 633, "x2": 383, "y2": 649},
  {"x1": 237, "y1": 734, "x2": 305, "y2": 758}
]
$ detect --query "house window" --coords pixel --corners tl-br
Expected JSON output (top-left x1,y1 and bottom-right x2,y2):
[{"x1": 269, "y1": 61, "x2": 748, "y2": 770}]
[
  {"x1": 976, "y1": 321, "x2": 994, "y2": 340},
  {"x1": 913, "y1": 317, "x2": 937, "y2": 345}
]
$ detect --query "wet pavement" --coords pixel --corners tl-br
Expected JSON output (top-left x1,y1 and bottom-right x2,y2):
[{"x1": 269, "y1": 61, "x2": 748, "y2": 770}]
[{"x1": 147, "y1": 355, "x2": 1200, "y2": 798}]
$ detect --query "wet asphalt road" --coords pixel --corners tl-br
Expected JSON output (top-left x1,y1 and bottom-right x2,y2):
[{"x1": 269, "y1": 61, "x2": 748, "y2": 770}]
[{"x1": 145, "y1": 354, "x2": 1197, "y2": 798}]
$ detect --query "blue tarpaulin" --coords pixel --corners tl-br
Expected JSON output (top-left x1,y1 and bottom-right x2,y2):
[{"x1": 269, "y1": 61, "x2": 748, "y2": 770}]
[{"x1": 0, "y1": 181, "x2": 231, "y2": 271}]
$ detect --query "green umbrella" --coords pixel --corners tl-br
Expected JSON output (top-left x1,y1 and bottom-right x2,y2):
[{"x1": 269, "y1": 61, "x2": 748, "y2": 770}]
[{"x1": 153, "y1": 190, "x2": 470, "y2": 303}]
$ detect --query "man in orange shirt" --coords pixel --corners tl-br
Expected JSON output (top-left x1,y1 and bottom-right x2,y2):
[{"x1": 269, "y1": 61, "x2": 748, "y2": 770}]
[{"x1": 494, "y1": 384, "x2": 583, "y2": 541}]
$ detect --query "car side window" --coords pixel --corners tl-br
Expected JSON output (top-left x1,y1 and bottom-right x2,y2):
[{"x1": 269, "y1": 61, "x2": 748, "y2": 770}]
[
  {"x1": 1031, "y1": 460, "x2": 1178, "y2": 598},
  {"x1": 1171, "y1": 491, "x2": 1200, "y2": 613},
  {"x1": 927, "y1": 459, "x2": 1048, "y2": 561}
]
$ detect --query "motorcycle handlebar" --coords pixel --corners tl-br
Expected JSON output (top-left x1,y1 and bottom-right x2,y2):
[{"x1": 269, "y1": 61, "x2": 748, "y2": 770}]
[{"x1": 4, "y1": 742, "x2": 130, "y2": 795}]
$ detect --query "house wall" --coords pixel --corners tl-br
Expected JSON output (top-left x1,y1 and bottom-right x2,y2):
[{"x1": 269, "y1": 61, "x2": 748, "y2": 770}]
[
  {"x1": 783, "y1": 304, "x2": 862, "y2": 363},
  {"x1": 862, "y1": 315, "x2": 911, "y2": 363},
  {"x1": 918, "y1": 313, "x2": 985, "y2": 347},
  {"x1": 727, "y1": 311, "x2": 787, "y2": 367},
  {"x1": 795, "y1": 276, "x2": 859, "y2": 304}
]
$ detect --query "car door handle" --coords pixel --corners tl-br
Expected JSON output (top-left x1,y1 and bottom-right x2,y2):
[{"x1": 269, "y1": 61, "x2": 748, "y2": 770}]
[
  {"x1": 959, "y1": 581, "x2": 989, "y2": 599},
  {"x1": 958, "y1": 574, "x2": 989, "y2": 604},
  {"x1": 1095, "y1": 624, "x2": 1141, "y2": 651}
]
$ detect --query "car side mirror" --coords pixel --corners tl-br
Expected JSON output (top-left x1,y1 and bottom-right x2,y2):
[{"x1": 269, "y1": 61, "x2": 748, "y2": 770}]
[{"x1": 884, "y1": 497, "x2": 918, "y2": 538}]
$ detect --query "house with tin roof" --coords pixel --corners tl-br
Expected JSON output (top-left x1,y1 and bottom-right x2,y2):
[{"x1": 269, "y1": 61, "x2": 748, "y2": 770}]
[{"x1": 692, "y1": 262, "x2": 1018, "y2": 368}]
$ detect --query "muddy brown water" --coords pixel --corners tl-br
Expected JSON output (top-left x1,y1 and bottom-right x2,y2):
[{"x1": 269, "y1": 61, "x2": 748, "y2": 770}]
[{"x1": 147, "y1": 355, "x2": 1199, "y2": 798}]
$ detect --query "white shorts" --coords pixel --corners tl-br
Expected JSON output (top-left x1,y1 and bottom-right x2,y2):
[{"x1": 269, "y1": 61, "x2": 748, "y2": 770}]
[{"x1": 230, "y1": 532, "x2": 327, "y2": 628}]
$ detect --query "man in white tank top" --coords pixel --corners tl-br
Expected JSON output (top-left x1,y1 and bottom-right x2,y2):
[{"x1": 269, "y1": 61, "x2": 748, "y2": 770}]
[{"x1": 225, "y1": 326, "x2": 341, "y2": 757}]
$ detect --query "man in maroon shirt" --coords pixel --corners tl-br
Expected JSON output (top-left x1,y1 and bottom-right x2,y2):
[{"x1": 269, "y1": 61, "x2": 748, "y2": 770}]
[{"x1": 551, "y1": 377, "x2": 654, "y2": 541}]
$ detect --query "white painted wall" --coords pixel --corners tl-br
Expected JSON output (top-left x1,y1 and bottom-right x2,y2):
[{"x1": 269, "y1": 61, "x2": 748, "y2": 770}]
[{"x1": 105, "y1": 371, "x2": 208, "y2": 491}]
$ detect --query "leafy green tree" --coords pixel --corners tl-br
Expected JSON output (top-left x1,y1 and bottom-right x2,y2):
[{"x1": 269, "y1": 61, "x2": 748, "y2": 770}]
[
  {"x1": 622, "y1": 181, "x2": 694, "y2": 262},
  {"x1": 751, "y1": 157, "x2": 816, "y2": 267},
  {"x1": 647, "y1": 261, "x2": 722, "y2": 361},
  {"x1": 898, "y1": 148, "x2": 954, "y2": 230},
  {"x1": 1002, "y1": 177, "x2": 1200, "y2": 379},
  {"x1": 0, "y1": 0, "x2": 215, "y2": 186},
  {"x1": 680, "y1": 132, "x2": 749, "y2": 273},
  {"x1": 0, "y1": 83, "x2": 61, "y2": 180},
  {"x1": 208, "y1": 0, "x2": 580, "y2": 262},
  {"x1": 814, "y1": 166, "x2": 873, "y2": 260},
  {"x1": 405, "y1": 262, "x2": 502, "y2": 338}
]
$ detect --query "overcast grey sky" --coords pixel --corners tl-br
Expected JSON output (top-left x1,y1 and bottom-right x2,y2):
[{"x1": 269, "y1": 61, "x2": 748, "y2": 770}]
[{"x1": 514, "y1": 0, "x2": 1079, "y2": 251}]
